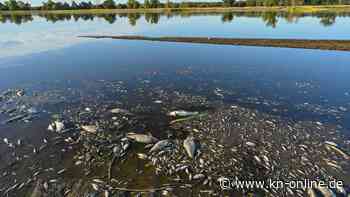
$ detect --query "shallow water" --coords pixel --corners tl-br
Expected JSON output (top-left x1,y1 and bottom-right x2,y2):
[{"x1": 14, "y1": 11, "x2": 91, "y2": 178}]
[{"x1": 0, "y1": 11, "x2": 350, "y2": 196}]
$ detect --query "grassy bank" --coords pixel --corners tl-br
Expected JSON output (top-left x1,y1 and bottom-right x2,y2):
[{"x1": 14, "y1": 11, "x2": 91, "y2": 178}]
[
  {"x1": 80, "y1": 35, "x2": 350, "y2": 51},
  {"x1": 1, "y1": 5, "x2": 350, "y2": 15}
]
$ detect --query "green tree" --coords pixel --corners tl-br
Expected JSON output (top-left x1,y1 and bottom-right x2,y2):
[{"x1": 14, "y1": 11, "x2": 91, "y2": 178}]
[
  {"x1": 128, "y1": 0, "x2": 140, "y2": 8},
  {"x1": 71, "y1": 1, "x2": 79, "y2": 9},
  {"x1": 263, "y1": 0, "x2": 278, "y2": 6},
  {"x1": 16, "y1": 1, "x2": 30, "y2": 10},
  {"x1": 223, "y1": 0, "x2": 235, "y2": 6},
  {"x1": 102, "y1": 0, "x2": 116, "y2": 8},
  {"x1": 0, "y1": 2, "x2": 8, "y2": 10},
  {"x1": 246, "y1": 0, "x2": 257, "y2": 6},
  {"x1": 144, "y1": 0, "x2": 151, "y2": 8},
  {"x1": 42, "y1": 0, "x2": 56, "y2": 10},
  {"x1": 150, "y1": 0, "x2": 160, "y2": 8},
  {"x1": 4, "y1": 0, "x2": 19, "y2": 10}
]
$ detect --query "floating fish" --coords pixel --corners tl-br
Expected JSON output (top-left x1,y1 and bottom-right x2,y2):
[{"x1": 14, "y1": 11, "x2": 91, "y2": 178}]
[
  {"x1": 325, "y1": 141, "x2": 350, "y2": 160},
  {"x1": 183, "y1": 136, "x2": 197, "y2": 159},
  {"x1": 168, "y1": 110, "x2": 199, "y2": 117},
  {"x1": 137, "y1": 153, "x2": 148, "y2": 160},
  {"x1": 92, "y1": 179, "x2": 104, "y2": 184},
  {"x1": 193, "y1": 174, "x2": 205, "y2": 180},
  {"x1": 81, "y1": 125, "x2": 98, "y2": 134},
  {"x1": 91, "y1": 183, "x2": 99, "y2": 191},
  {"x1": 48, "y1": 121, "x2": 65, "y2": 132},
  {"x1": 110, "y1": 108, "x2": 133, "y2": 115},
  {"x1": 2, "y1": 114, "x2": 27, "y2": 124},
  {"x1": 127, "y1": 133, "x2": 158, "y2": 144},
  {"x1": 149, "y1": 140, "x2": 172, "y2": 153}
]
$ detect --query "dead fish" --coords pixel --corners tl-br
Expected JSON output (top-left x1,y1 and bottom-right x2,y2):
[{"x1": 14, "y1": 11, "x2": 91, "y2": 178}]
[
  {"x1": 325, "y1": 142, "x2": 350, "y2": 160},
  {"x1": 104, "y1": 190, "x2": 110, "y2": 197},
  {"x1": 91, "y1": 183, "x2": 99, "y2": 191},
  {"x1": 193, "y1": 174, "x2": 205, "y2": 180},
  {"x1": 81, "y1": 125, "x2": 97, "y2": 134},
  {"x1": 183, "y1": 136, "x2": 197, "y2": 159},
  {"x1": 48, "y1": 121, "x2": 65, "y2": 132},
  {"x1": 246, "y1": 141, "x2": 256, "y2": 147},
  {"x1": 57, "y1": 169, "x2": 66, "y2": 175},
  {"x1": 110, "y1": 108, "x2": 133, "y2": 115},
  {"x1": 92, "y1": 179, "x2": 104, "y2": 184},
  {"x1": 127, "y1": 133, "x2": 158, "y2": 144},
  {"x1": 17, "y1": 139, "x2": 22, "y2": 146},
  {"x1": 49, "y1": 179, "x2": 58, "y2": 183},
  {"x1": 168, "y1": 110, "x2": 199, "y2": 117},
  {"x1": 315, "y1": 186, "x2": 335, "y2": 197},
  {"x1": 149, "y1": 140, "x2": 172, "y2": 153},
  {"x1": 137, "y1": 153, "x2": 148, "y2": 160},
  {"x1": 3, "y1": 114, "x2": 27, "y2": 124}
]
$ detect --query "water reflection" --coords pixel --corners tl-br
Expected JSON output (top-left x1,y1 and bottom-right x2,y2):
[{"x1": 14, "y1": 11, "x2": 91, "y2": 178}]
[{"x1": 0, "y1": 11, "x2": 347, "y2": 27}]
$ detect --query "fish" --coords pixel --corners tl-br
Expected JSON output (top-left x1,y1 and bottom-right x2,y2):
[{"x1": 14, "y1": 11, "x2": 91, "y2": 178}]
[
  {"x1": 48, "y1": 121, "x2": 65, "y2": 132},
  {"x1": 246, "y1": 141, "x2": 256, "y2": 147},
  {"x1": 193, "y1": 174, "x2": 205, "y2": 180},
  {"x1": 2, "y1": 114, "x2": 27, "y2": 124},
  {"x1": 137, "y1": 153, "x2": 148, "y2": 160},
  {"x1": 168, "y1": 110, "x2": 199, "y2": 117},
  {"x1": 315, "y1": 186, "x2": 335, "y2": 197},
  {"x1": 91, "y1": 183, "x2": 99, "y2": 191},
  {"x1": 92, "y1": 179, "x2": 104, "y2": 184},
  {"x1": 325, "y1": 142, "x2": 350, "y2": 160},
  {"x1": 81, "y1": 125, "x2": 98, "y2": 134},
  {"x1": 110, "y1": 108, "x2": 133, "y2": 115},
  {"x1": 183, "y1": 136, "x2": 197, "y2": 159},
  {"x1": 127, "y1": 133, "x2": 158, "y2": 144},
  {"x1": 57, "y1": 169, "x2": 66, "y2": 175},
  {"x1": 149, "y1": 140, "x2": 172, "y2": 153}
]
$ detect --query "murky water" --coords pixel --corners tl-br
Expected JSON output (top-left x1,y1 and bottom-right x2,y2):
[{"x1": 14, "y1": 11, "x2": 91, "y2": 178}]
[{"x1": 0, "y1": 11, "x2": 350, "y2": 196}]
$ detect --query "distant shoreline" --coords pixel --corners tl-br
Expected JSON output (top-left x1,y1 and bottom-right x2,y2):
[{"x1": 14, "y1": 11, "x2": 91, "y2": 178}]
[
  {"x1": 1, "y1": 5, "x2": 350, "y2": 15},
  {"x1": 80, "y1": 35, "x2": 350, "y2": 52}
]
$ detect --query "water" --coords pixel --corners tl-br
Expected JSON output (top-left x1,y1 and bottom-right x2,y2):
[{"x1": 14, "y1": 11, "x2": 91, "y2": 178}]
[
  {"x1": 0, "y1": 11, "x2": 350, "y2": 196},
  {"x1": 1, "y1": 12, "x2": 350, "y2": 58}
]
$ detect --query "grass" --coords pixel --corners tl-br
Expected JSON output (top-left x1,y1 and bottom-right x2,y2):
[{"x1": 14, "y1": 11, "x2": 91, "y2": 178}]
[{"x1": 1, "y1": 5, "x2": 350, "y2": 15}]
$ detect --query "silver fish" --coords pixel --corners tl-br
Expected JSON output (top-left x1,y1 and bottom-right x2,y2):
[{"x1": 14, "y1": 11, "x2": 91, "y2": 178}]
[
  {"x1": 183, "y1": 136, "x2": 197, "y2": 159},
  {"x1": 127, "y1": 133, "x2": 158, "y2": 144},
  {"x1": 81, "y1": 125, "x2": 97, "y2": 134},
  {"x1": 149, "y1": 140, "x2": 172, "y2": 153},
  {"x1": 168, "y1": 110, "x2": 199, "y2": 117}
]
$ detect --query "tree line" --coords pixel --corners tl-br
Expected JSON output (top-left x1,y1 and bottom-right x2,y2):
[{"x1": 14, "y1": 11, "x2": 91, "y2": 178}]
[
  {"x1": 0, "y1": 0, "x2": 349, "y2": 11},
  {"x1": 0, "y1": 10, "x2": 343, "y2": 27}
]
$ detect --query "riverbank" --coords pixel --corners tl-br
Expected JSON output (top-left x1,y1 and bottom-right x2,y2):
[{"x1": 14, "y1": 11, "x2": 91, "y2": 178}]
[
  {"x1": 80, "y1": 35, "x2": 350, "y2": 52},
  {"x1": 1, "y1": 5, "x2": 350, "y2": 15}
]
